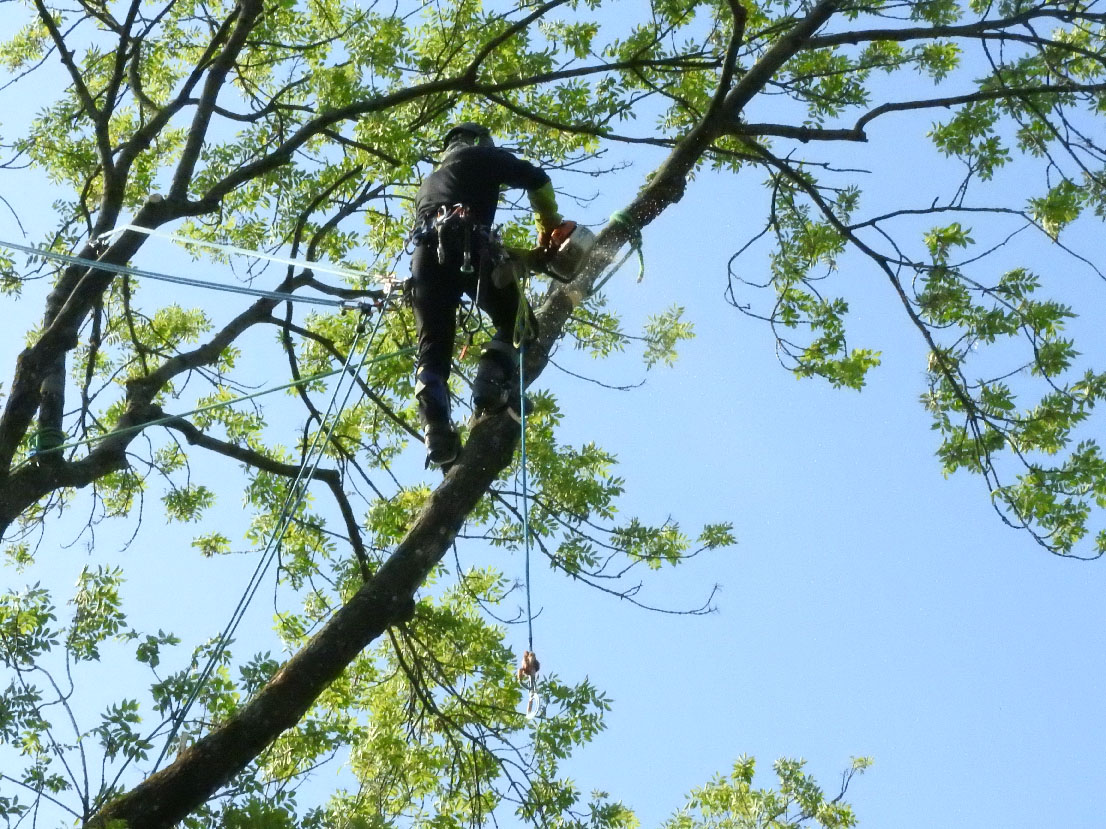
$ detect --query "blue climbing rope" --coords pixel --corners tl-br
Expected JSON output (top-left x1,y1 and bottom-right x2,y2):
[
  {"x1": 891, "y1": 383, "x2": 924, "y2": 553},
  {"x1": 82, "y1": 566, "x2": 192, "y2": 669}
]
[{"x1": 518, "y1": 344, "x2": 534, "y2": 654}]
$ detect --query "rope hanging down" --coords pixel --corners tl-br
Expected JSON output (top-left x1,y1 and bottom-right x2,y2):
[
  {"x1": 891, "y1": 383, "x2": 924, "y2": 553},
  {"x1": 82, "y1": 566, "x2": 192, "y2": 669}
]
[
  {"x1": 515, "y1": 344, "x2": 542, "y2": 720},
  {"x1": 151, "y1": 290, "x2": 397, "y2": 770},
  {"x1": 507, "y1": 208, "x2": 646, "y2": 717},
  {"x1": 518, "y1": 346, "x2": 535, "y2": 655}
]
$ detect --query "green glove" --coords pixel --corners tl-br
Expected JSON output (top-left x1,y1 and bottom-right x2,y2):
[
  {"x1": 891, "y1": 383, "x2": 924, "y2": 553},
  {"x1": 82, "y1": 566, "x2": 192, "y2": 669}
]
[{"x1": 527, "y1": 181, "x2": 562, "y2": 237}]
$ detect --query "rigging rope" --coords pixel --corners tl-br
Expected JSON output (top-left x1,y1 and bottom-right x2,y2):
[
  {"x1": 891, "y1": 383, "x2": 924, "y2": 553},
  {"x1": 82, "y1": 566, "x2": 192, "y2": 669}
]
[
  {"x1": 518, "y1": 344, "x2": 534, "y2": 655},
  {"x1": 151, "y1": 289, "x2": 397, "y2": 770},
  {"x1": 0, "y1": 238, "x2": 363, "y2": 308},
  {"x1": 99, "y1": 224, "x2": 393, "y2": 285},
  {"x1": 516, "y1": 344, "x2": 543, "y2": 721}
]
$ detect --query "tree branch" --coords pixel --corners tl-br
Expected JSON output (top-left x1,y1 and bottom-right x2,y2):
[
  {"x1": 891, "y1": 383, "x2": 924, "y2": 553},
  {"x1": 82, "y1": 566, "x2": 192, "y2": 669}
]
[
  {"x1": 169, "y1": 0, "x2": 263, "y2": 200},
  {"x1": 806, "y1": 9, "x2": 1106, "y2": 52},
  {"x1": 733, "y1": 122, "x2": 866, "y2": 142},
  {"x1": 726, "y1": 81, "x2": 1106, "y2": 146},
  {"x1": 84, "y1": 5, "x2": 852, "y2": 824},
  {"x1": 854, "y1": 82, "x2": 1106, "y2": 133},
  {"x1": 159, "y1": 413, "x2": 371, "y2": 580}
]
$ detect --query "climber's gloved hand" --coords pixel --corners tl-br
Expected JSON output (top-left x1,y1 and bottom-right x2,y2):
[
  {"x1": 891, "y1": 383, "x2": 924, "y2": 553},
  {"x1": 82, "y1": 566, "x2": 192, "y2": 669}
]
[
  {"x1": 541, "y1": 219, "x2": 577, "y2": 251},
  {"x1": 535, "y1": 213, "x2": 558, "y2": 248}
]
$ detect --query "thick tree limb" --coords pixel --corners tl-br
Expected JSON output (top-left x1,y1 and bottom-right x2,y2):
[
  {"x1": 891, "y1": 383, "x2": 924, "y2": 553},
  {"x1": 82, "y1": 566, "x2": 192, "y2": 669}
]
[
  {"x1": 92, "y1": 406, "x2": 521, "y2": 828},
  {"x1": 87, "y1": 3, "x2": 863, "y2": 825},
  {"x1": 170, "y1": 0, "x2": 264, "y2": 200}
]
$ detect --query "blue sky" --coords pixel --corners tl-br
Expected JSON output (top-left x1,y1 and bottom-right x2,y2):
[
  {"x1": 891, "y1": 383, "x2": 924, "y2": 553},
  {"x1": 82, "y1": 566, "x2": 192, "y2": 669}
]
[
  {"x1": 2, "y1": 4, "x2": 1106, "y2": 827},
  {"x1": 527, "y1": 146, "x2": 1106, "y2": 826}
]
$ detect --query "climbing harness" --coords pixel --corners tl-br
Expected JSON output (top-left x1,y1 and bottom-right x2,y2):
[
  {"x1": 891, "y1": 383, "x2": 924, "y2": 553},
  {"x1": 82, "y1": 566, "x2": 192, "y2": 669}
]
[
  {"x1": 408, "y1": 205, "x2": 528, "y2": 359},
  {"x1": 437, "y1": 206, "x2": 474, "y2": 274},
  {"x1": 407, "y1": 203, "x2": 497, "y2": 277}
]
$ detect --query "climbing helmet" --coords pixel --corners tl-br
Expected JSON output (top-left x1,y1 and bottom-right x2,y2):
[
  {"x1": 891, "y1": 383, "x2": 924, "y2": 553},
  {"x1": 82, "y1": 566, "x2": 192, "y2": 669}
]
[{"x1": 443, "y1": 122, "x2": 494, "y2": 149}]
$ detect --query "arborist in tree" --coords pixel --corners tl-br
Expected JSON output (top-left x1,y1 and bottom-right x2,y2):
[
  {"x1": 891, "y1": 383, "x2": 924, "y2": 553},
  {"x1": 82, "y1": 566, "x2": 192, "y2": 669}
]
[{"x1": 408, "y1": 122, "x2": 572, "y2": 468}]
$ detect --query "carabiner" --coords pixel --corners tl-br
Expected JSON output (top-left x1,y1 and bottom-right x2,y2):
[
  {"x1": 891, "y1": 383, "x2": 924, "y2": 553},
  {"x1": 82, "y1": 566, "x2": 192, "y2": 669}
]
[{"x1": 524, "y1": 675, "x2": 543, "y2": 720}]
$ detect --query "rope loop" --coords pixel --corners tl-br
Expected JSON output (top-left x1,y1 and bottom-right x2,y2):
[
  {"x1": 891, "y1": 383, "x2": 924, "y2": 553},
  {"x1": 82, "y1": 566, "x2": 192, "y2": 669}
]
[
  {"x1": 511, "y1": 269, "x2": 537, "y2": 349},
  {"x1": 591, "y1": 211, "x2": 646, "y2": 295},
  {"x1": 608, "y1": 209, "x2": 642, "y2": 243},
  {"x1": 30, "y1": 428, "x2": 67, "y2": 454}
]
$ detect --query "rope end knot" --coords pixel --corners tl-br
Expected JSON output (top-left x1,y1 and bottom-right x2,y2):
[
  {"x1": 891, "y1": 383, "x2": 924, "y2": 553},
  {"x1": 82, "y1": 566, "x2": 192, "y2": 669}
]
[{"x1": 516, "y1": 649, "x2": 540, "y2": 683}]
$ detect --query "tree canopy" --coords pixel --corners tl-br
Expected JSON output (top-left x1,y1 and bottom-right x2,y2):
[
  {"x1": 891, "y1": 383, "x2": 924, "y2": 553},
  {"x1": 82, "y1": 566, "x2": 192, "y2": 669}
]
[{"x1": 0, "y1": 0, "x2": 1104, "y2": 824}]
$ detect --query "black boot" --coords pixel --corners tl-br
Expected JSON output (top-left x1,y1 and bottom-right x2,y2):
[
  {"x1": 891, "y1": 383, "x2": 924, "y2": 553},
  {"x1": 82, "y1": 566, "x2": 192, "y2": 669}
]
[
  {"x1": 472, "y1": 340, "x2": 517, "y2": 415},
  {"x1": 423, "y1": 420, "x2": 460, "y2": 468},
  {"x1": 416, "y1": 370, "x2": 459, "y2": 468}
]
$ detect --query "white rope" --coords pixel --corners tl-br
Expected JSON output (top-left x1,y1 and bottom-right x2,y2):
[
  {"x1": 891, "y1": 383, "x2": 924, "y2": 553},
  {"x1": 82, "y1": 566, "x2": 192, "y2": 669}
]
[
  {"x1": 99, "y1": 224, "x2": 395, "y2": 285},
  {"x1": 1, "y1": 238, "x2": 346, "y2": 307}
]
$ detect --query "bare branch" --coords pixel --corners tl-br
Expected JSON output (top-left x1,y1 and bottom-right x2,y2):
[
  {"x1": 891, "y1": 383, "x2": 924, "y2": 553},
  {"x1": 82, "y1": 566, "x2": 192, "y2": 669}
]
[
  {"x1": 158, "y1": 413, "x2": 371, "y2": 580},
  {"x1": 807, "y1": 9, "x2": 1106, "y2": 53}
]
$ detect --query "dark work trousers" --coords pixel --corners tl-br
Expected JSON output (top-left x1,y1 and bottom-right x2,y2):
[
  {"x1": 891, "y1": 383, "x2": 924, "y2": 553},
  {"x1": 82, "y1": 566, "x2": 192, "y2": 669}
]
[{"x1": 409, "y1": 229, "x2": 522, "y2": 386}]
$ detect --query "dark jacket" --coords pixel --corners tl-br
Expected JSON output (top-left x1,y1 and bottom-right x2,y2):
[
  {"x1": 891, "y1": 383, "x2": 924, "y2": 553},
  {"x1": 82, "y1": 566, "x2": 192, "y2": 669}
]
[{"x1": 415, "y1": 144, "x2": 550, "y2": 226}]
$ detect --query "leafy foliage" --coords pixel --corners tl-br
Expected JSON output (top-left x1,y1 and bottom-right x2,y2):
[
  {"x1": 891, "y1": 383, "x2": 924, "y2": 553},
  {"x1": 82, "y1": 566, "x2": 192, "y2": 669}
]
[
  {"x1": 662, "y1": 755, "x2": 871, "y2": 829},
  {"x1": 2, "y1": 0, "x2": 1105, "y2": 822}
]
